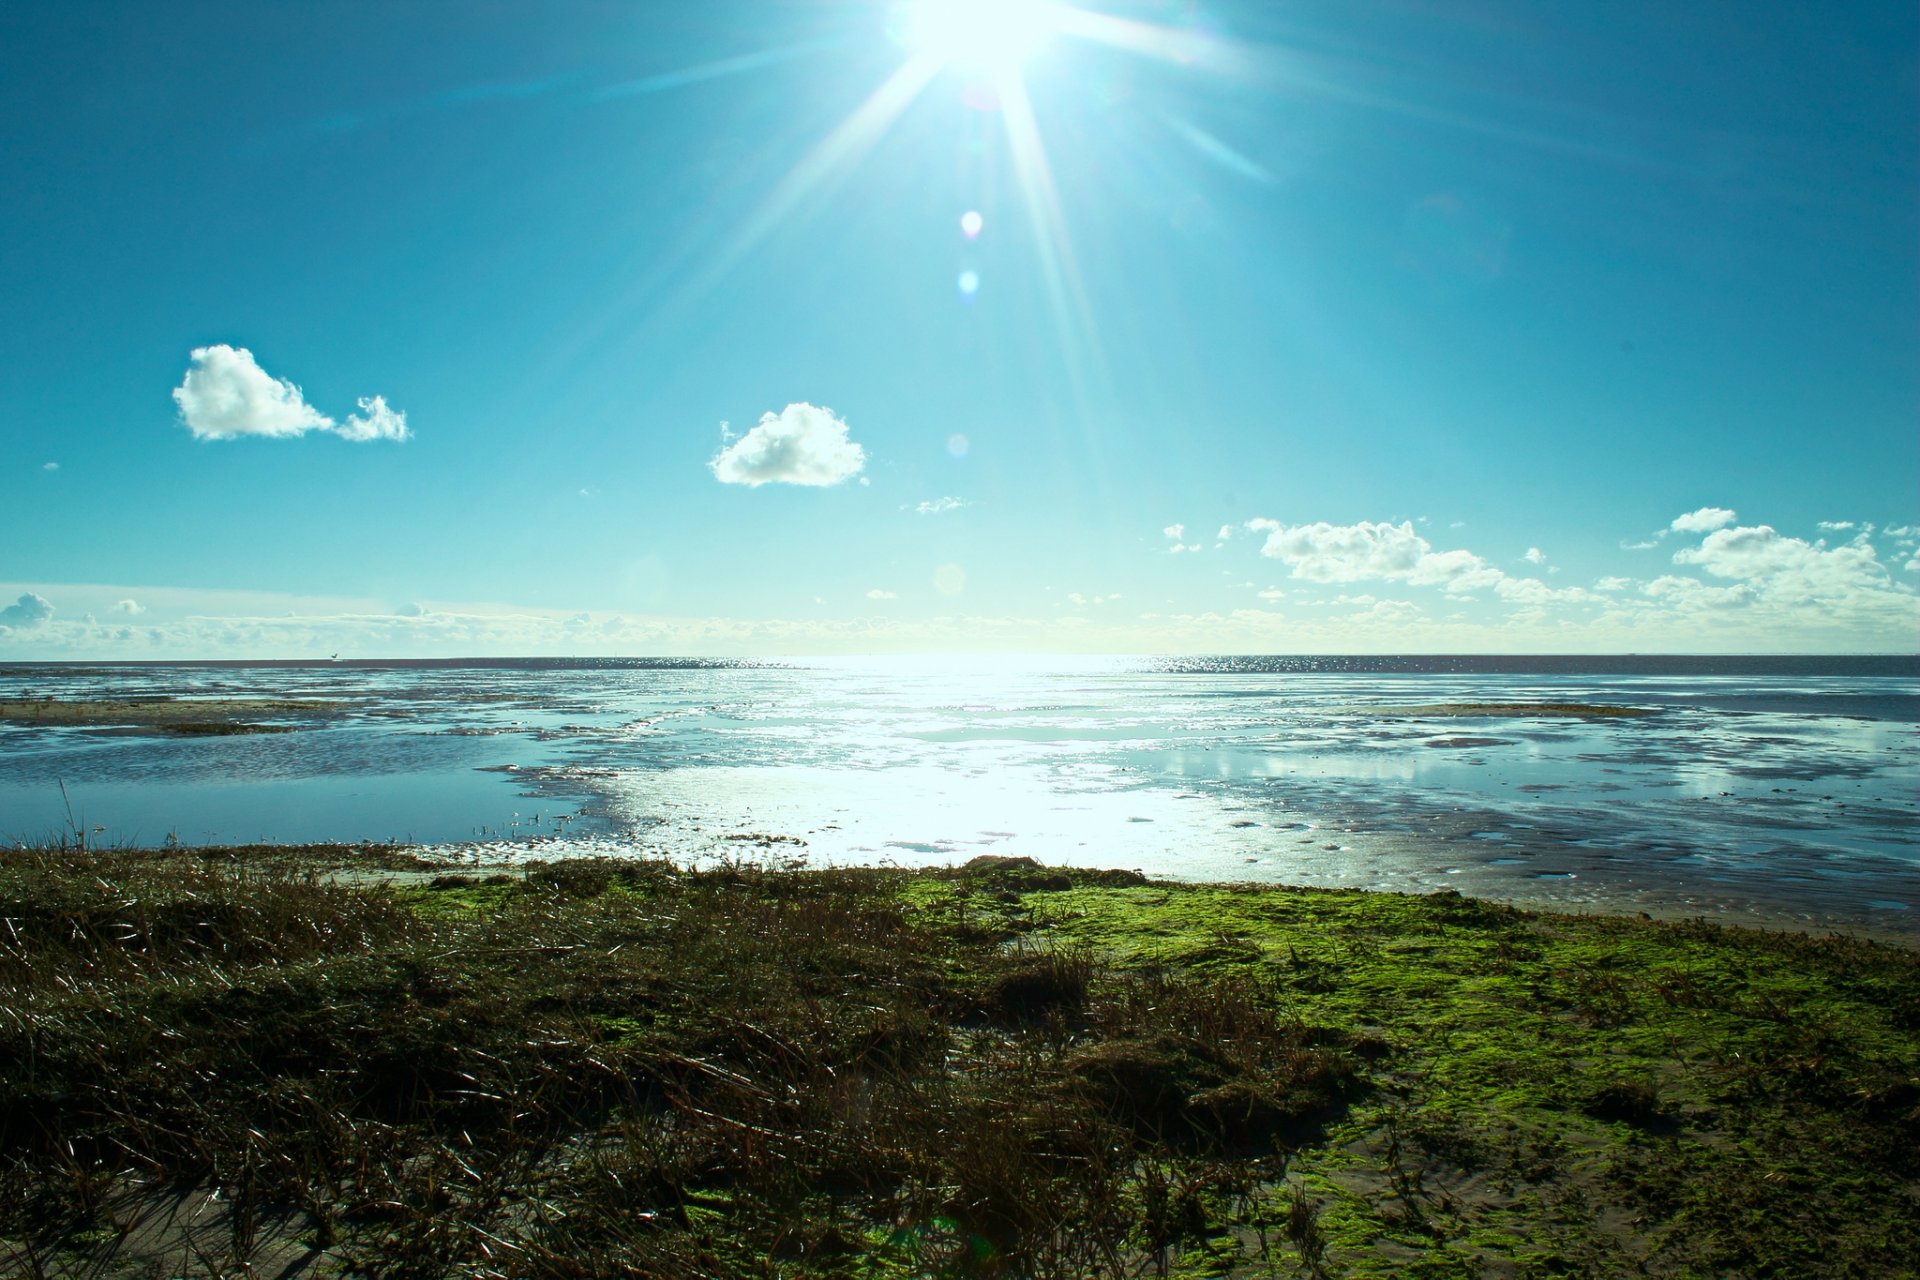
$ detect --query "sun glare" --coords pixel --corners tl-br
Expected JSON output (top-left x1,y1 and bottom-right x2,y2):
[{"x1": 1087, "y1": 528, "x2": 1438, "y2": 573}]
[{"x1": 896, "y1": 0, "x2": 1061, "y2": 75}]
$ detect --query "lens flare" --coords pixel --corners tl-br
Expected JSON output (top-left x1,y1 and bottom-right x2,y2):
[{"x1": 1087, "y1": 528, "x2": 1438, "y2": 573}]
[
  {"x1": 960, "y1": 209, "x2": 983, "y2": 238},
  {"x1": 957, "y1": 269, "x2": 980, "y2": 296}
]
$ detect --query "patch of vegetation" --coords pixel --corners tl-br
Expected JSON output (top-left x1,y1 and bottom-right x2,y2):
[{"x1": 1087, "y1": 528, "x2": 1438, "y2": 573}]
[
  {"x1": 0, "y1": 698, "x2": 343, "y2": 731},
  {"x1": 0, "y1": 848, "x2": 1913, "y2": 1277}
]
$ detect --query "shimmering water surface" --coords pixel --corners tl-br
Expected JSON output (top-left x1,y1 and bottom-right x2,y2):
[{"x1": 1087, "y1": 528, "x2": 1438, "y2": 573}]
[{"x1": 3, "y1": 656, "x2": 1916, "y2": 936}]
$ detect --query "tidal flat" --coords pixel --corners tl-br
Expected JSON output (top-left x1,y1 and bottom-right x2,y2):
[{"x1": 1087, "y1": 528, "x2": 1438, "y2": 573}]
[
  {"x1": 2, "y1": 844, "x2": 1914, "y2": 1278},
  {"x1": 0, "y1": 697, "x2": 343, "y2": 735}
]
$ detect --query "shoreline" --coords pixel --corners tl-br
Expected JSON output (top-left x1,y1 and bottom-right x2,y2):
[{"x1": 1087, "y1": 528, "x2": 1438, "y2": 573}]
[{"x1": 100, "y1": 834, "x2": 1920, "y2": 949}]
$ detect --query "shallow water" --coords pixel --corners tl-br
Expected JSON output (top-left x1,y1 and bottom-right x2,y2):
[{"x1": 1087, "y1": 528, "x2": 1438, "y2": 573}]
[{"x1": 2, "y1": 656, "x2": 1915, "y2": 936}]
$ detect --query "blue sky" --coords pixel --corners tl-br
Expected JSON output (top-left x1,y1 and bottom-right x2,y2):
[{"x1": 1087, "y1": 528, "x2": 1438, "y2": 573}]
[{"x1": 3, "y1": 0, "x2": 1915, "y2": 655}]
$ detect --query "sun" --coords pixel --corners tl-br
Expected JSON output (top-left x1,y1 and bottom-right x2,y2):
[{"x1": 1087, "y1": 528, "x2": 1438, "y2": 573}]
[{"x1": 894, "y1": 0, "x2": 1062, "y2": 75}]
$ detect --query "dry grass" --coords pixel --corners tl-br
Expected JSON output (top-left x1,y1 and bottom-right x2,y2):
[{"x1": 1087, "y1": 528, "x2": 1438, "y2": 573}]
[{"x1": 0, "y1": 848, "x2": 1356, "y2": 1277}]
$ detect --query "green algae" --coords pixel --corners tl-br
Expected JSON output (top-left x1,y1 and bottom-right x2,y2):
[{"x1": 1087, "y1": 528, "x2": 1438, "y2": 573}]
[{"x1": 1017, "y1": 877, "x2": 1919, "y2": 1277}]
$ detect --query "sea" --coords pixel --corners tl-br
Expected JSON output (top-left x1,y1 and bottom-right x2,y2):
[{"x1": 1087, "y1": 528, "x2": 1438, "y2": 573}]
[{"x1": 3, "y1": 655, "x2": 1916, "y2": 938}]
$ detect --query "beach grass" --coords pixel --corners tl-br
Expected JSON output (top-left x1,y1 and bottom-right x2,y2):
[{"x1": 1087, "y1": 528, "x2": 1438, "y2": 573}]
[{"x1": 1, "y1": 845, "x2": 1914, "y2": 1277}]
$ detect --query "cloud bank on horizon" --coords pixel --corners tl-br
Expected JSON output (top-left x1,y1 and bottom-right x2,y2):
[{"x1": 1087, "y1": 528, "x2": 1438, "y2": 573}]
[
  {"x1": 172, "y1": 345, "x2": 410, "y2": 443},
  {"x1": 5, "y1": 505, "x2": 1914, "y2": 656}
]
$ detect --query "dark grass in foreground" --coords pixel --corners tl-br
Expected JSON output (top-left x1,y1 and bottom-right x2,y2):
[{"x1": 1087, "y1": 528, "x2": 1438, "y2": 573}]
[{"x1": 0, "y1": 848, "x2": 1915, "y2": 1278}]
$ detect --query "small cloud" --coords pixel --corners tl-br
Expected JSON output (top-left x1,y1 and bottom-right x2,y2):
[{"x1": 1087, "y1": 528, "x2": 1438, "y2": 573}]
[
  {"x1": 1215, "y1": 525, "x2": 1233, "y2": 543},
  {"x1": 1817, "y1": 520, "x2": 1855, "y2": 531},
  {"x1": 866, "y1": 588, "x2": 897, "y2": 600},
  {"x1": 910, "y1": 496, "x2": 967, "y2": 515},
  {"x1": 1594, "y1": 577, "x2": 1631, "y2": 592},
  {"x1": 0, "y1": 592, "x2": 54, "y2": 628},
  {"x1": 1257, "y1": 587, "x2": 1285, "y2": 602},
  {"x1": 1163, "y1": 524, "x2": 1186, "y2": 541},
  {"x1": 172, "y1": 345, "x2": 409, "y2": 443},
  {"x1": 42, "y1": 461, "x2": 58, "y2": 472},
  {"x1": 1524, "y1": 547, "x2": 1546, "y2": 565},
  {"x1": 112, "y1": 599, "x2": 145, "y2": 616},
  {"x1": 334, "y1": 394, "x2": 411, "y2": 443},
  {"x1": 1671, "y1": 506, "x2": 1737, "y2": 534},
  {"x1": 1621, "y1": 539, "x2": 1660, "y2": 551},
  {"x1": 1448, "y1": 520, "x2": 1465, "y2": 529},
  {"x1": 710, "y1": 402, "x2": 866, "y2": 487}
]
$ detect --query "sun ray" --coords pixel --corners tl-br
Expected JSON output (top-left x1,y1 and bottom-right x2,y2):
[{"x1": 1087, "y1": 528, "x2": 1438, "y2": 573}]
[
  {"x1": 997, "y1": 73, "x2": 1104, "y2": 420},
  {"x1": 1049, "y1": 7, "x2": 1247, "y2": 75},
  {"x1": 713, "y1": 52, "x2": 945, "y2": 276}
]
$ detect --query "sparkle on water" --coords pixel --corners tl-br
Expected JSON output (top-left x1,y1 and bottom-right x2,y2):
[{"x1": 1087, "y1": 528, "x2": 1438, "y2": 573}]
[{"x1": 2, "y1": 657, "x2": 1915, "y2": 937}]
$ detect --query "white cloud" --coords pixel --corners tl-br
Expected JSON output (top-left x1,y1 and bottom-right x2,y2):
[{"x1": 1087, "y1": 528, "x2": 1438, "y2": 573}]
[
  {"x1": 334, "y1": 395, "x2": 411, "y2": 443},
  {"x1": 1524, "y1": 546, "x2": 1547, "y2": 565},
  {"x1": 1215, "y1": 525, "x2": 1233, "y2": 542},
  {"x1": 1254, "y1": 520, "x2": 1428, "y2": 581},
  {"x1": 709, "y1": 402, "x2": 866, "y2": 487},
  {"x1": 1643, "y1": 575, "x2": 1753, "y2": 610},
  {"x1": 1671, "y1": 506, "x2": 1737, "y2": 534},
  {"x1": 866, "y1": 588, "x2": 897, "y2": 600},
  {"x1": 112, "y1": 599, "x2": 144, "y2": 615},
  {"x1": 0, "y1": 592, "x2": 54, "y2": 628},
  {"x1": 41, "y1": 461, "x2": 57, "y2": 472},
  {"x1": 911, "y1": 496, "x2": 967, "y2": 515},
  {"x1": 1257, "y1": 587, "x2": 1285, "y2": 602},
  {"x1": 1671, "y1": 523, "x2": 1901, "y2": 613},
  {"x1": 1594, "y1": 576, "x2": 1631, "y2": 592},
  {"x1": 1162, "y1": 523, "x2": 1201, "y2": 553},
  {"x1": 171, "y1": 345, "x2": 409, "y2": 444},
  {"x1": 1817, "y1": 521, "x2": 1855, "y2": 531},
  {"x1": 1621, "y1": 539, "x2": 1661, "y2": 551},
  {"x1": 1249, "y1": 518, "x2": 1590, "y2": 608}
]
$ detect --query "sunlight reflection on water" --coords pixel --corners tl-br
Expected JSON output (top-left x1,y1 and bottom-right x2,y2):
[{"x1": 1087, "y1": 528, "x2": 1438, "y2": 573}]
[{"x1": 2, "y1": 655, "x2": 1915, "y2": 934}]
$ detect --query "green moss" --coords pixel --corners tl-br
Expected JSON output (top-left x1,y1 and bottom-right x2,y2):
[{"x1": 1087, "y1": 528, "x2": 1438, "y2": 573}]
[{"x1": 1, "y1": 848, "x2": 1913, "y2": 1277}]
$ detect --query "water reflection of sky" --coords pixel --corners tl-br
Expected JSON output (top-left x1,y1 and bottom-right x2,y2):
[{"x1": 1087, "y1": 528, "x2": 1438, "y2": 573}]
[{"x1": 1, "y1": 659, "x2": 1914, "y2": 935}]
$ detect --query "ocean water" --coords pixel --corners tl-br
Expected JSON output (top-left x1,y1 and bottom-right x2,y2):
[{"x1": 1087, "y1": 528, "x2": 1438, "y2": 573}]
[{"x1": 2, "y1": 655, "x2": 1916, "y2": 936}]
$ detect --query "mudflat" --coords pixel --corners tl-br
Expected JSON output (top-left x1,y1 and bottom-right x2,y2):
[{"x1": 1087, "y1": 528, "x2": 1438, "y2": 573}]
[{"x1": 0, "y1": 697, "x2": 341, "y2": 733}]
